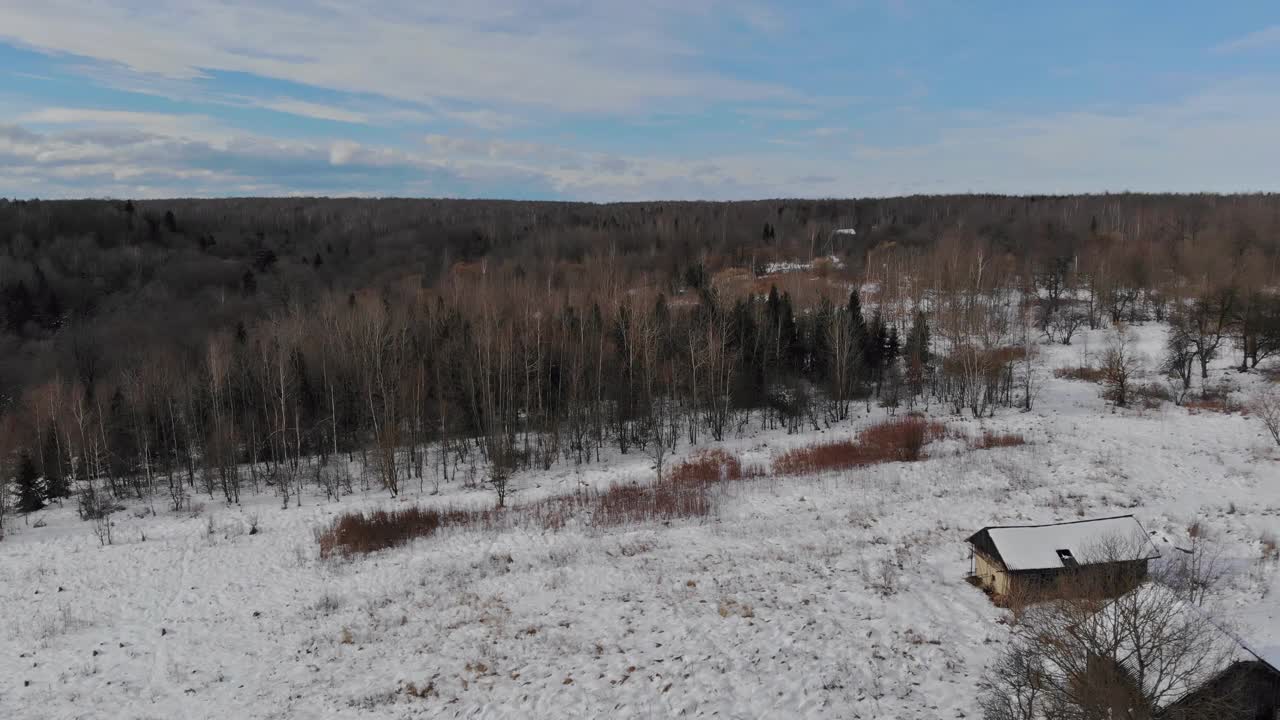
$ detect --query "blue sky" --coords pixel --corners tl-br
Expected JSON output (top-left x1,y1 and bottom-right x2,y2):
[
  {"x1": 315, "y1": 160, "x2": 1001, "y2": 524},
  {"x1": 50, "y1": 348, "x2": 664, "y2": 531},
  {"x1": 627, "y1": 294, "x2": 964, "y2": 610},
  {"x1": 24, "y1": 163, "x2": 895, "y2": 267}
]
[{"x1": 2, "y1": 1, "x2": 1279, "y2": 200}]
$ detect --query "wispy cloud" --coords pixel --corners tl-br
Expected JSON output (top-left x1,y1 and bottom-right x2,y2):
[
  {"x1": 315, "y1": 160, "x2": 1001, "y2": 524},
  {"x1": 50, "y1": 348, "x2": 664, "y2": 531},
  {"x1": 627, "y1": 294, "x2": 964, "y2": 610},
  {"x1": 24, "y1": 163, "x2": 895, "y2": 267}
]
[
  {"x1": 1213, "y1": 25, "x2": 1280, "y2": 54},
  {"x1": 254, "y1": 98, "x2": 369, "y2": 124},
  {"x1": 0, "y1": 0, "x2": 799, "y2": 114}
]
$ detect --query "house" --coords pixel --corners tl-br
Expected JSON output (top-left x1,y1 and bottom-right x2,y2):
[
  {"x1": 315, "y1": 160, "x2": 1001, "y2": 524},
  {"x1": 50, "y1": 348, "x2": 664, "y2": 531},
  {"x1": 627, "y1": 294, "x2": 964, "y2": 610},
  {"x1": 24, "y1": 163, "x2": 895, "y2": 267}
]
[
  {"x1": 1163, "y1": 653, "x2": 1280, "y2": 720},
  {"x1": 966, "y1": 514, "x2": 1160, "y2": 603}
]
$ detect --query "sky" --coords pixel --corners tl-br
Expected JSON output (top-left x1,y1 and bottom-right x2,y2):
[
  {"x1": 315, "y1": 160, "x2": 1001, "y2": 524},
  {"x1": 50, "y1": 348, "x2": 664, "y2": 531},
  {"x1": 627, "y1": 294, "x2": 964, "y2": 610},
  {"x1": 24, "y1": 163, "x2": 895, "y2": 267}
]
[{"x1": 1, "y1": 1, "x2": 1280, "y2": 200}]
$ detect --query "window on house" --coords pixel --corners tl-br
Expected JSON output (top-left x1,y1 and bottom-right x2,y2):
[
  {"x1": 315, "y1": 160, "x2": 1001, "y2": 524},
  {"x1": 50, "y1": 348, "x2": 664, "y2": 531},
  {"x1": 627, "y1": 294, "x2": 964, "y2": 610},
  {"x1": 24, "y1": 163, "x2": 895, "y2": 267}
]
[{"x1": 1056, "y1": 549, "x2": 1078, "y2": 568}]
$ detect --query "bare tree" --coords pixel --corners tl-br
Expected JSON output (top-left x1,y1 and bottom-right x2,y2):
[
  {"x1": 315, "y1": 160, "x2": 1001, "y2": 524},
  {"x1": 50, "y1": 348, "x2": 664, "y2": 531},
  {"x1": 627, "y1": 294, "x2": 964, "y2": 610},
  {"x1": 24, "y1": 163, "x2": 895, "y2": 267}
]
[
  {"x1": 1016, "y1": 307, "x2": 1042, "y2": 411},
  {"x1": 980, "y1": 535, "x2": 1245, "y2": 720},
  {"x1": 1048, "y1": 305, "x2": 1088, "y2": 346},
  {"x1": 1101, "y1": 323, "x2": 1143, "y2": 408},
  {"x1": 1162, "y1": 315, "x2": 1197, "y2": 404},
  {"x1": 1250, "y1": 385, "x2": 1280, "y2": 448},
  {"x1": 983, "y1": 586, "x2": 1245, "y2": 719}
]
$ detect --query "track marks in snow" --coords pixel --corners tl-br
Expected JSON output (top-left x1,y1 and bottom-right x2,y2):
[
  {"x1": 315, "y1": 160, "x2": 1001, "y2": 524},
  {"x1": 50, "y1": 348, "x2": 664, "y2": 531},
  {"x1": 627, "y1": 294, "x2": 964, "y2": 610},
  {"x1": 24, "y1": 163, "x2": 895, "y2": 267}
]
[{"x1": 144, "y1": 530, "x2": 196, "y2": 704}]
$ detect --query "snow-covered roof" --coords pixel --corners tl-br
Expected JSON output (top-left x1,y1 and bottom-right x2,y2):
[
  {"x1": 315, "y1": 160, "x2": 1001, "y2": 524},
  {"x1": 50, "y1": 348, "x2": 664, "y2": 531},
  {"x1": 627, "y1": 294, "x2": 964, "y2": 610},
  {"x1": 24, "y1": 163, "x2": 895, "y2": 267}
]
[{"x1": 967, "y1": 515, "x2": 1160, "y2": 572}]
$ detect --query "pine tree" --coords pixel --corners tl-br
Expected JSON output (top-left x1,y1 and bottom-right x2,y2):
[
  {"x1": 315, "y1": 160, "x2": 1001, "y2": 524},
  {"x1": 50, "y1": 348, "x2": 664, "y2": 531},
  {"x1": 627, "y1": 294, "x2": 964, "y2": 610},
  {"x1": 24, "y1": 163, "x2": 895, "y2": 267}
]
[
  {"x1": 843, "y1": 290, "x2": 868, "y2": 382},
  {"x1": 15, "y1": 451, "x2": 44, "y2": 514},
  {"x1": 886, "y1": 326, "x2": 900, "y2": 363},
  {"x1": 905, "y1": 311, "x2": 931, "y2": 366},
  {"x1": 904, "y1": 311, "x2": 931, "y2": 398},
  {"x1": 41, "y1": 425, "x2": 69, "y2": 499}
]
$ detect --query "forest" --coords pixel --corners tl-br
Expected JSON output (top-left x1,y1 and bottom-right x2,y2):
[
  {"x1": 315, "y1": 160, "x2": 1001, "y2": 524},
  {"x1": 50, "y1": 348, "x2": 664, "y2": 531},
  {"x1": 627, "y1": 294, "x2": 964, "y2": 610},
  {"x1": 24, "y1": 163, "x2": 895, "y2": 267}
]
[{"x1": 2, "y1": 193, "x2": 1280, "y2": 525}]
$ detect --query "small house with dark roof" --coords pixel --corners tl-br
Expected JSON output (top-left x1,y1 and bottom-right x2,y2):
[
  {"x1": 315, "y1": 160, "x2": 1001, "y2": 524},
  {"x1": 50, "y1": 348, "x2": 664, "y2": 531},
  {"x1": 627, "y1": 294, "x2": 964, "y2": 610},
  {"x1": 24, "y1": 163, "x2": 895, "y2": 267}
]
[{"x1": 966, "y1": 515, "x2": 1160, "y2": 603}]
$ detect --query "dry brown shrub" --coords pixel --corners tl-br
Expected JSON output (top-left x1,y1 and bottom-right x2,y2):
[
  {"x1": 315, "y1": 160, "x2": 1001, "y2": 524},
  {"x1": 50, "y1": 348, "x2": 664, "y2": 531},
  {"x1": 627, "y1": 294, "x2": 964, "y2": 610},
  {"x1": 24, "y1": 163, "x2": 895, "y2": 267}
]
[
  {"x1": 974, "y1": 431, "x2": 1027, "y2": 449},
  {"x1": 320, "y1": 449, "x2": 752, "y2": 557},
  {"x1": 1183, "y1": 397, "x2": 1244, "y2": 415},
  {"x1": 773, "y1": 417, "x2": 946, "y2": 475},
  {"x1": 718, "y1": 598, "x2": 755, "y2": 618},
  {"x1": 1054, "y1": 365, "x2": 1106, "y2": 382},
  {"x1": 589, "y1": 482, "x2": 704, "y2": 527},
  {"x1": 668, "y1": 448, "x2": 743, "y2": 485}
]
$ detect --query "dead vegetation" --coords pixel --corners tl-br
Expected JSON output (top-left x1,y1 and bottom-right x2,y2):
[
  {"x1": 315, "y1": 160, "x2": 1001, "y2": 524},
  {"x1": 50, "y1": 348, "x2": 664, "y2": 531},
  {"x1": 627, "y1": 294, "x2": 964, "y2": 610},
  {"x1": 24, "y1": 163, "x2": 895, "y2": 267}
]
[
  {"x1": 772, "y1": 417, "x2": 948, "y2": 475},
  {"x1": 1053, "y1": 365, "x2": 1106, "y2": 383},
  {"x1": 973, "y1": 431, "x2": 1027, "y2": 449},
  {"x1": 318, "y1": 449, "x2": 751, "y2": 558}
]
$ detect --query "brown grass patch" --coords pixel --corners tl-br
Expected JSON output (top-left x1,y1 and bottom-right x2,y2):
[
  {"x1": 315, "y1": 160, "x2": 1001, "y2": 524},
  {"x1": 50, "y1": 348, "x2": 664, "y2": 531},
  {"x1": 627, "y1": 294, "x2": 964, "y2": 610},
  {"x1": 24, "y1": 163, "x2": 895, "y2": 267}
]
[
  {"x1": 318, "y1": 506, "x2": 476, "y2": 558},
  {"x1": 1183, "y1": 397, "x2": 1244, "y2": 415},
  {"x1": 668, "y1": 448, "x2": 743, "y2": 484},
  {"x1": 974, "y1": 431, "x2": 1027, "y2": 449},
  {"x1": 772, "y1": 417, "x2": 947, "y2": 475},
  {"x1": 718, "y1": 598, "x2": 755, "y2": 618},
  {"x1": 319, "y1": 448, "x2": 752, "y2": 558},
  {"x1": 1054, "y1": 365, "x2": 1106, "y2": 382}
]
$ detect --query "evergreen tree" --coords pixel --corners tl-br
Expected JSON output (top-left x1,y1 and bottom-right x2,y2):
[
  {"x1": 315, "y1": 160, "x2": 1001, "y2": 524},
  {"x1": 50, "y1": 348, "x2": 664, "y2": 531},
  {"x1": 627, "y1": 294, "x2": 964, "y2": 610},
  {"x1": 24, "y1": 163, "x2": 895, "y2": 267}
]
[
  {"x1": 905, "y1": 311, "x2": 931, "y2": 366},
  {"x1": 15, "y1": 451, "x2": 44, "y2": 514},
  {"x1": 904, "y1": 311, "x2": 931, "y2": 398},
  {"x1": 107, "y1": 387, "x2": 137, "y2": 481},
  {"x1": 846, "y1": 290, "x2": 869, "y2": 372},
  {"x1": 863, "y1": 313, "x2": 886, "y2": 377},
  {"x1": 3, "y1": 281, "x2": 35, "y2": 334},
  {"x1": 41, "y1": 425, "x2": 69, "y2": 499}
]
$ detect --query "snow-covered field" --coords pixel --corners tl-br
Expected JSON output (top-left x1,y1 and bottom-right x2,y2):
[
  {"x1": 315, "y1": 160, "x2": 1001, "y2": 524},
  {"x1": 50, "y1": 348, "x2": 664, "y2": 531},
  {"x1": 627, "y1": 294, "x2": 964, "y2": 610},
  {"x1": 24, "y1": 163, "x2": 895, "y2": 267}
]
[{"x1": 3, "y1": 324, "x2": 1279, "y2": 719}]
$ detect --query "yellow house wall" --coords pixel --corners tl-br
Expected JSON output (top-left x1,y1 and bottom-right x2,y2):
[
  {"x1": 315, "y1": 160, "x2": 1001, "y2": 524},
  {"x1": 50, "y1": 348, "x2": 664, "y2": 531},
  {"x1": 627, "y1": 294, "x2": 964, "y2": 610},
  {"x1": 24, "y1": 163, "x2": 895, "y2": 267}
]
[{"x1": 973, "y1": 551, "x2": 1010, "y2": 596}]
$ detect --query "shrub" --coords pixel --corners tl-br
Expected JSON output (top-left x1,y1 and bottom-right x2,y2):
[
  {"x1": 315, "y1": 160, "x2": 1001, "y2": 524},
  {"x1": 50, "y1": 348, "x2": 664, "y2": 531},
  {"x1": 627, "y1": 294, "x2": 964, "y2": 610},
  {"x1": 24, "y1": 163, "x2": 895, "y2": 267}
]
[
  {"x1": 1133, "y1": 382, "x2": 1172, "y2": 409},
  {"x1": 591, "y1": 481, "x2": 711, "y2": 527},
  {"x1": 1183, "y1": 397, "x2": 1243, "y2": 414},
  {"x1": 1054, "y1": 365, "x2": 1106, "y2": 382},
  {"x1": 320, "y1": 449, "x2": 751, "y2": 557},
  {"x1": 667, "y1": 448, "x2": 743, "y2": 486},
  {"x1": 1253, "y1": 386, "x2": 1280, "y2": 446},
  {"x1": 317, "y1": 506, "x2": 493, "y2": 558},
  {"x1": 773, "y1": 417, "x2": 946, "y2": 475},
  {"x1": 974, "y1": 431, "x2": 1027, "y2": 449},
  {"x1": 859, "y1": 417, "x2": 947, "y2": 461}
]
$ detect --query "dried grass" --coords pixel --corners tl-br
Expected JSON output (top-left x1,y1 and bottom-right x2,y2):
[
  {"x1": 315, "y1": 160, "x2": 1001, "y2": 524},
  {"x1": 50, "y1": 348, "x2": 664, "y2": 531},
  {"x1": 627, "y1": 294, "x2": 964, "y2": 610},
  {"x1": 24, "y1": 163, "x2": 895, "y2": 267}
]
[
  {"x1": 319, "y1": 448, "x2": 751, "y2": 558},
  {"x1": 1183, "y1": 397, "x2": 1245, "y2": 415},
  {"x1": 1054, "y1": 365, "x2": 1106, "y2": 383},
  {"x1": 772, "y1": 417, "x2": 947, "y2": 475},
  {"x1": 974, "y1": 431, "x2": 1027, "y2": 449}
]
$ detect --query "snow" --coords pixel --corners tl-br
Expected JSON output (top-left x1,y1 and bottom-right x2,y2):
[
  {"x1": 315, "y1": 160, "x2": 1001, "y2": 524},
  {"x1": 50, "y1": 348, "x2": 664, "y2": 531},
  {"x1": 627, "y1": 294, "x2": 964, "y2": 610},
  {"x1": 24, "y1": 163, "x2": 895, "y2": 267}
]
[
  {"x1": 978, "y1": 515, "x2": 1160, "y2": 571},
  {"x1": 2, "y1": 322, "x2": 1280, "y2": 719},
  {"x1": 762, "y1": 255, "x2": 845, "y2": 275}
]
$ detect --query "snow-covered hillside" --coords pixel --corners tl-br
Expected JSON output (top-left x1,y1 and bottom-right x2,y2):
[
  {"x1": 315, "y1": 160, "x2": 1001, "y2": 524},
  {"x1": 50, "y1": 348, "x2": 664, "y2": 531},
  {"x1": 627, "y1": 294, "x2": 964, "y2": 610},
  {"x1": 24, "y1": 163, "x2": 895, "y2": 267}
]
[{"x1": 3, "y1": 324, "x2": 1279, "y2": 719}]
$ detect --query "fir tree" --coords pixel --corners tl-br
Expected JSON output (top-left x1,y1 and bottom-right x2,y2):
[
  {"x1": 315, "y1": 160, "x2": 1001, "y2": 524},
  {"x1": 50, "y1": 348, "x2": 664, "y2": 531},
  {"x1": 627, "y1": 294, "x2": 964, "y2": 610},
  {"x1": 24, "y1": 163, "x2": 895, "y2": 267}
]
[
  {"x1": 41, "y1": 425, "x2": 69, "y2": 500},
  {"x1": 15, "y1": 451, "x2": 44, "y2": 514},
  {"x1": 905, "y1": 311, "x2": 931, "y2": 366}
]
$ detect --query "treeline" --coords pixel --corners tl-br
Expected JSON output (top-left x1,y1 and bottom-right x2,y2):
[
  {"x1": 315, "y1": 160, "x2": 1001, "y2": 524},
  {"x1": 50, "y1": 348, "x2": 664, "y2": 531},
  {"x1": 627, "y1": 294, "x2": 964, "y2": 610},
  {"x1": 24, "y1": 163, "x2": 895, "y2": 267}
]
[
  {"x1": 0, "y1": 276, "x2": 938, "y2": 519},
  {"x1": 5, "y1": 193, "x2": 1280, "y2": 402},
  {"x1": 1, "y1": 193, "x2": 1280, "y2": 527}
]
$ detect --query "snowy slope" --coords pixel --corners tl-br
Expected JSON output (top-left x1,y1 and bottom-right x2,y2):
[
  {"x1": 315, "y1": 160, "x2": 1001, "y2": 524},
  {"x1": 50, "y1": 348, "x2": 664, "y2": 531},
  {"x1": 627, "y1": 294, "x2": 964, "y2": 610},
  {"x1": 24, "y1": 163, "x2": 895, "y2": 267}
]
[{"x1": 2, "y1": 323, "x2": 1279, "y2": 719}]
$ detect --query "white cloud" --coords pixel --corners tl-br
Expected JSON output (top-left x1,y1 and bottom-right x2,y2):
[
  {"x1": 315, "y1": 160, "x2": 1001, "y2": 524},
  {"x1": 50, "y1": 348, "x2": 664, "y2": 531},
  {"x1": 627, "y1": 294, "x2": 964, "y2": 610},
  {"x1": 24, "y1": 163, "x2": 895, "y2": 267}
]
[
  {"x1": 17, "y1": 108, "x2": 221, "y2": 138},
  {"x1": 328, "y1": 140, "x2": 361, "y2": 166},
  {"x1": 1214, "y1": 25, "x2": 1280, "y2": 54},
  {"x1": 0, "y1": 0, "x2": 798, "y2": 115},
  {"x1": 8, "y1": 76, "x2": 1280, "y2": 201},
  {"x1": 256, "y1": 98, "x2": 369, "y2": 124}
]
